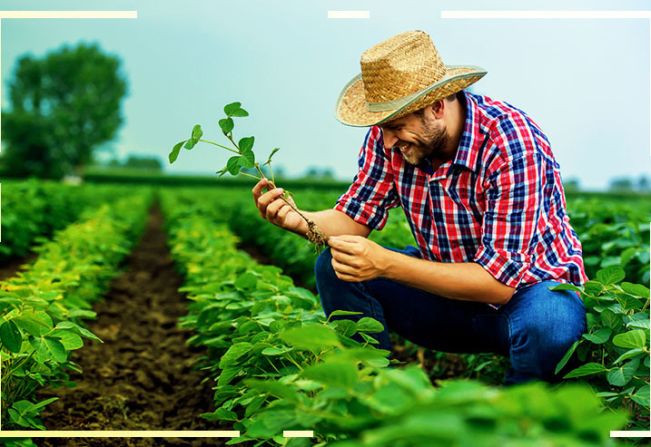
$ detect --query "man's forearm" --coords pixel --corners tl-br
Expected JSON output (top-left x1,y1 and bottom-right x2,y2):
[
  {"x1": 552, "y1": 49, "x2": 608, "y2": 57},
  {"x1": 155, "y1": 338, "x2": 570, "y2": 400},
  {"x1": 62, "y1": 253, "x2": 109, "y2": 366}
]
[
  {"x1": 291, "y1": 209, "x2": 371, "y2": 239},
  {"x1": 381, "y1": 250, "x2": 514, "y2": 305}
]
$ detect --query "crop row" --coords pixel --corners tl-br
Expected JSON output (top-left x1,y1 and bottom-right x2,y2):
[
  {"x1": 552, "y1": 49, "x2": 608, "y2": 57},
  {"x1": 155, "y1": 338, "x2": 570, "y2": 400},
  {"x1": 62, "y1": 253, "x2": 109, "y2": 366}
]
[
  {"x1": 0, "y1": 190, "x2": 152, "y2": 433},
  {"x1": 161, "y1": 191, "x2": 629, "y2": 446},
  {"x1": 1, "y1": 180, "x2": 140, "y2": 262},
  {"x1": 164, "y1": 187, "x2": 650, "y2": 430}
]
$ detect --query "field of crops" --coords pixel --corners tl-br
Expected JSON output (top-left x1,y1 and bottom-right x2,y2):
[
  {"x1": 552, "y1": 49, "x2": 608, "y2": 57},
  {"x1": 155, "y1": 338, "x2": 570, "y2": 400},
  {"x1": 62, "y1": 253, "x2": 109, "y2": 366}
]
[{"x1": 0, "y1": 180, "x2": 649, "y2": 446}]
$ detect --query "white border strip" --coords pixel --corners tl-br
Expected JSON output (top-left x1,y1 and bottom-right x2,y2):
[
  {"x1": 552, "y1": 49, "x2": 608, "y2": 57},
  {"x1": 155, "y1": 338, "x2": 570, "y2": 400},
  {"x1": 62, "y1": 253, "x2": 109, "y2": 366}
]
[
  {"x1": 327, "y1": 10, "x2": 369, "y2": 19},
  {"x1": 283, "y1": 430, "x2": 314, "y2": 438},
  {"x1": 0, "y1": 11, "x2": 137, "y2": 19},
  {"x1": 441, "y1": 10, "x2": 651, "y2": 19},
  {"x1": 0, "y1": 431, "x2": 240, "y2": 438},
  {"x1": 611, "y1": 431, "x2": 651, "y2": 437}
]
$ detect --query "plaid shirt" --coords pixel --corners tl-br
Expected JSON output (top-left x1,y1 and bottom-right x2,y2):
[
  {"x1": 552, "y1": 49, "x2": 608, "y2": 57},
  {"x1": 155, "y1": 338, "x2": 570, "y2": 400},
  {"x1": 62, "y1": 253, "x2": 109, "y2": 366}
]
[{"x1": 335, "y1": 91, "x2": 587, "y2": 306}]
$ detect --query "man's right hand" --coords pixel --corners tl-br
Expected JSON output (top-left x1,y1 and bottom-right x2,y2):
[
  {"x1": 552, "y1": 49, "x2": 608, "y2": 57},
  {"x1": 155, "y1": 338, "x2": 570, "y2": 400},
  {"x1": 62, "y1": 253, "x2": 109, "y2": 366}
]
[{"x1": 252, "y1": 179, "x2": 307, "y2": 234}]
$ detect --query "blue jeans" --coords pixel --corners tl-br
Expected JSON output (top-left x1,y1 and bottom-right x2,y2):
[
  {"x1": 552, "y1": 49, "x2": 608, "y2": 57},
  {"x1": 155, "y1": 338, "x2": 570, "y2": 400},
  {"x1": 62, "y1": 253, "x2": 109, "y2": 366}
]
[{"x1": 315, "y1": 247, "x2": 587, "y2": 385}]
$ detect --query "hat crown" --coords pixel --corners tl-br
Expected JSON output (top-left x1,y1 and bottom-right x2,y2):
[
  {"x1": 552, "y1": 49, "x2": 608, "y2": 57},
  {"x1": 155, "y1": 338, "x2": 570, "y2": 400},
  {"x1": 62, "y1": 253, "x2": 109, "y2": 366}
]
[{"x1": 360, "y1": 30, "x2": 446, "y2": 105}]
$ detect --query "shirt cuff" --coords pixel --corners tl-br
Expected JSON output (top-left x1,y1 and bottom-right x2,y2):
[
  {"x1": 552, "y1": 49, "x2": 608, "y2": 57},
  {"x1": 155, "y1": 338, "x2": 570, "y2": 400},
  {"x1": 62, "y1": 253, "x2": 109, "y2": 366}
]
[
  {"x1": 474, "y1": 245, "x2": 530, "y2": 289},
  {"x1": 334, "y1": 197, "x2": 388, "y2": 230}
]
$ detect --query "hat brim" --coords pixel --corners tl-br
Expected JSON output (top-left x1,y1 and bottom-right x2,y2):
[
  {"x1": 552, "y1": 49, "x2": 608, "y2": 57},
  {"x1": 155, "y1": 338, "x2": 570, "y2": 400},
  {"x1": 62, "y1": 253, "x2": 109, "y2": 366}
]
[{"x1": 335, "y1": 65, "x2": 487, "y2": 127}]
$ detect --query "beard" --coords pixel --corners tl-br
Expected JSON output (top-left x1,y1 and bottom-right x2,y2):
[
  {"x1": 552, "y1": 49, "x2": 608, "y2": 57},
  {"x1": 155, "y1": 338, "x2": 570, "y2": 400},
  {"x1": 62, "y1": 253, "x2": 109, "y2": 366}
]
[{"x1": 395, "y1": 120, "x2": 448, "y2": 166}]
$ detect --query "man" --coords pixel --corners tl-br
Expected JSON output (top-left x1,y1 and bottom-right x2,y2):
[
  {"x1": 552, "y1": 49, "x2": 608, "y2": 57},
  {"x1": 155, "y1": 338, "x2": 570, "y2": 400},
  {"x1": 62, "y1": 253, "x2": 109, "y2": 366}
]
[{"x1": 252, "y1": 30, "x2": 587, "y2": 385}]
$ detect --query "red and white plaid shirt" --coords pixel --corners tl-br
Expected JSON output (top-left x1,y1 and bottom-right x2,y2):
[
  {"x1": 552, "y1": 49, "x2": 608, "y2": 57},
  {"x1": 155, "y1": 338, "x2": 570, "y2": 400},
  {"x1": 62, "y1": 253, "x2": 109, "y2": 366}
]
[{"x1": 335, "y1": 91, "x2": 587, "y2": 302}]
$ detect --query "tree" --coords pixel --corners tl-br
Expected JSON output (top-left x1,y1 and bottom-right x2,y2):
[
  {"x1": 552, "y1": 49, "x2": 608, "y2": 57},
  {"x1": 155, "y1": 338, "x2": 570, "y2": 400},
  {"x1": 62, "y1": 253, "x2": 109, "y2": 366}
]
[
  {"x1": 1, "y1": 42, "x2": 128, "y2": 178},
  {"x1": 123, "y1": 155, "x2": 162, "y2": 171},
  {"x1": 608, "y1": 177, "x2": 635, "y2": 192}
]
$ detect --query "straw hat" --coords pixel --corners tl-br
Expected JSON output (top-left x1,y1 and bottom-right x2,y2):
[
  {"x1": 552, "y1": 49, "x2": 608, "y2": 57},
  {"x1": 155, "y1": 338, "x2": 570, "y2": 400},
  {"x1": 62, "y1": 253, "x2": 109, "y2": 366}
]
[{"x1": 336, "y1": 30, "x2": 487, "y2": 127}]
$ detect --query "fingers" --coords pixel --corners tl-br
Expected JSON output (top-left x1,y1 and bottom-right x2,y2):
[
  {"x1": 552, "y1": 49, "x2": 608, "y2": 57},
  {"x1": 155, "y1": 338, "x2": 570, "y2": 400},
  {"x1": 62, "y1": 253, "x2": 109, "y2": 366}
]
[
  {"x1": 331, "y1": 248, "x2": 360, "y2": 268},
  {"x1": 331, "y1": 256, "x2": 360, "y2": 282},
  {"x1": 255, "y1": 187, "x2": 285, "y2": 219},
  {"x1": 251, "y1": 178, "x2": 271, "y2": 202},
  {"x1": 328, "y1": 237, "x2": 362, "y2": 255},
  {"x1": 266, "y1": 199, "x2": 291, "y2": 224}
]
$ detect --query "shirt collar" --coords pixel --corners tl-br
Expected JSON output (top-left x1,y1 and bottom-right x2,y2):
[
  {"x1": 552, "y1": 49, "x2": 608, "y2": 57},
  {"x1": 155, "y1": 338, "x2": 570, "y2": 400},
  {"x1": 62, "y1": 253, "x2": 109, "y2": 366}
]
[{"x1": 450, "y1": 91, "x2": 486, "y2": 174}]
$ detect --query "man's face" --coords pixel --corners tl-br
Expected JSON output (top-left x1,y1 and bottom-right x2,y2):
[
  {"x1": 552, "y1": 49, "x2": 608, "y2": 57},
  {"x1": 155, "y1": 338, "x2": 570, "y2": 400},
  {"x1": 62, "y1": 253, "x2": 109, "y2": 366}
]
[{"x1": 380, "y1": 108, "x2": 448, "y2": 166}]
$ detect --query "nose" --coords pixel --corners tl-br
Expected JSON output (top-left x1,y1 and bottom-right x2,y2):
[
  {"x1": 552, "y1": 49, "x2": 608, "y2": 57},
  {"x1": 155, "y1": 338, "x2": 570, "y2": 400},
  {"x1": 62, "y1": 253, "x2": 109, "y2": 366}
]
[{"x1": 382, "y1": 129, "x2": 398, "y2": 149}]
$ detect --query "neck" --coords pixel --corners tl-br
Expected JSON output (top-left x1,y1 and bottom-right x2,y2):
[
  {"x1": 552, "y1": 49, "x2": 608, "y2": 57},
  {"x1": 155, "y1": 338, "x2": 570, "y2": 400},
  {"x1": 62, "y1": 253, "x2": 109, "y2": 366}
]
[{"x1": 446, "y1": 96, "x2": 466, "y2": 154}]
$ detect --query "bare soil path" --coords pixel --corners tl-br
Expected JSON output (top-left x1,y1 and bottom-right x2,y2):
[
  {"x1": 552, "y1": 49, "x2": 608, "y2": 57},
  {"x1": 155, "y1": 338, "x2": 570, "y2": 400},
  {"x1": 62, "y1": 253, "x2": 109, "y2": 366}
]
[{"x1": 36, "y1": 205, "x2": 226, "y2": 447}]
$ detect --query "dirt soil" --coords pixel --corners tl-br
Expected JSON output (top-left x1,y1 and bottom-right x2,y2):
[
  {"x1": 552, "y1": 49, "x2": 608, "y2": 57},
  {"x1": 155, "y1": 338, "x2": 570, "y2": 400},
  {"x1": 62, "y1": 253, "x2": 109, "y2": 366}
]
[
  {"x1": 0, "y1": 253, "x2": 37, "y2": 282},
  {"x1": 34, "y1": 205, "x2": 228, "y2": 447}
]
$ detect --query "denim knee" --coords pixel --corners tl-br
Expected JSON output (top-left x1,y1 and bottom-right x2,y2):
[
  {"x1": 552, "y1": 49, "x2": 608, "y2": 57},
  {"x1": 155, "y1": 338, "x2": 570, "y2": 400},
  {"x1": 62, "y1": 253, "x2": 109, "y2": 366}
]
[{"x1": 506, "y1": 283, "x2": 587, "y2": 383}]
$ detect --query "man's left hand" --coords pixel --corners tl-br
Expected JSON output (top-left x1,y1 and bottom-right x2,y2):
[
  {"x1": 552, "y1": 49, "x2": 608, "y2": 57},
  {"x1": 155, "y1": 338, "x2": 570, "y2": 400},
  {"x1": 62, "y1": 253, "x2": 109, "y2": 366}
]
[{"x1": 328, "y1": 235, "x2": 390, "y2": 282}]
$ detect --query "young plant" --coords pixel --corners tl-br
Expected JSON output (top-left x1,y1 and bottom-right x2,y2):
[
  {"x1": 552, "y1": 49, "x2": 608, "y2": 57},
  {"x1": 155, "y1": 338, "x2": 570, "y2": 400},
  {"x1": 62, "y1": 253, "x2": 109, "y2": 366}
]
[{"x1": 169, "y1": 102, "x2": 327, "y2": 247}]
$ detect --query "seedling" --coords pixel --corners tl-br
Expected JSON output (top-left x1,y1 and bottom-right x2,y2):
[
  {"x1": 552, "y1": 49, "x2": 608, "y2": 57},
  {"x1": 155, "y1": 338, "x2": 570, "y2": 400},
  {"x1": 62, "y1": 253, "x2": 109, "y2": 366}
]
[{"x1": 169, "y1": 102, "x2": 327, "y2": 247}]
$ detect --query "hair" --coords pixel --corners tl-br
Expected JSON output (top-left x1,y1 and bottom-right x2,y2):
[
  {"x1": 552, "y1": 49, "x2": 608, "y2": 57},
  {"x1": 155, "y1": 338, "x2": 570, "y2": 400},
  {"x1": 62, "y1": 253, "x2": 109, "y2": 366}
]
[{"x1": 413, "y1": 90, "x2": 463, "y2": 117}]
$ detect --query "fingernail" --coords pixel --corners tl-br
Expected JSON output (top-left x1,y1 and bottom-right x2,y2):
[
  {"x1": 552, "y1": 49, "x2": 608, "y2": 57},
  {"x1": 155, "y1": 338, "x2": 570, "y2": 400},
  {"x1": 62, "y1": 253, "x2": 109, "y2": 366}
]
[{"x1": 277, "y1": 188, "x2": 284, "y2": 193}]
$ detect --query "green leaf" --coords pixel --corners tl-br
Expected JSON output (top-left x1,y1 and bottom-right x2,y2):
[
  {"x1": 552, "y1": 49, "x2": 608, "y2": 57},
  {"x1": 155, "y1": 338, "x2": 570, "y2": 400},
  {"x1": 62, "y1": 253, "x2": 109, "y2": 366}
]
[
  {"x1": 52, "y1": 330, "x2": 84, "y2": 350},
  {"x1": 239, "y1": 152, "x2": 255, "y2": 169},
  {"x1": 613, "y1": 348, "x2": 646, "y2": 364},
  {"x1": 596, "y1": 266, "x2": 626, "y2": 285},
  {"x1": 219, "y1": 342, "x2": 252, "y2": 368},
  {"x1": 613, "y1": 329, "x2": 647, "y2": 349},
  {"x1": 261, "y1": 346, "x2": 293, "y2": 356},
  {"x1": 600, "y1": 309, "x2": 620, "y2": 329},
  {"x1": 621, "y1": 282, "x2": 650, "y2": 298},
  {"x1": 302, "y1": 361, "x2": 358, "y2": 388},
  {"x1": 631, "y1": 384, "x2": 650, "y2": 408},
  {"x1": 563, "y1": 362, "x2": 607, "y2": 379},
  {"x1": 219, "y1": 117, "x2": 234, "y2": 135},
  {"x1": 584, "y1": 280, "x2": 604, "y2": 296},
  {"x1": 245, "y1": 379, "x2": 299, "y2": 401},
  {"x1": 169, "y1": 140, "x2": 185, "y2": 164},
  {"x1": 183, "y1": 138, "x2": 198, "y2": 150},
  {"x1": 0, "y1": 321, "x2": 22, "y2": 353},
  {"x1": 235, "y1": 271, "x2": 258, "y2": 291},
  {"x1": 191, "y1": 124, "x2": 203, "y2": 140},
  {"x1": 355, "y1": 317, "x2": 384, "y2": 334},
  {"x1": 30, "y1": 336, "x2": 67, "y2": 364},
  {"x1": 239, "y1": 136, "x2": 255, "y2": 153},
  {"x1": 280, "y1": 324, "x2": 341, "y2": 353},
  {"x1": 224, "y1": 102, "x2": 249, "y2": 117},
  {"x1": 549, "y1": 283, "x2": 582, "y2": 292},
  {"x1": 265, "y1": 147, "x2": 280, "y2": 166},
  {"x1": 555, "y1": 339, "x2": 579, "y2": 374},
  {"x1": 328, "y1": 310, "x2": 363, "y2": 320},
  {"x1": 607, "y1": 358, "x2": 640, "y2": 387},
  {"x1": 582, "y1": 327, "x2": 612, "y2": 345},
  {"x1": 226, "y1": 156, "x2": 242, "y2": 176},
  {"x1": 14, "y1": 311, "x2": 53, "y2": 337}
]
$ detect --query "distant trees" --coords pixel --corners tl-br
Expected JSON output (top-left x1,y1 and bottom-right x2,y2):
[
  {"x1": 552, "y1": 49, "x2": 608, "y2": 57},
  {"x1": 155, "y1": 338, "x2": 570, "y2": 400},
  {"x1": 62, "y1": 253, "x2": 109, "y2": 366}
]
[
  {"x1": 1, "y1": 42, "x2": 128, "y2": 178},
  {"x1": 107, "y1": 155, "x2": 162, "y2": 171},
  {"x1": 303, "y1": 166, "x2": 335, "y2": 180},
  {"x1": 609, "y1": 175, "x2": 651, "y2": 193}
]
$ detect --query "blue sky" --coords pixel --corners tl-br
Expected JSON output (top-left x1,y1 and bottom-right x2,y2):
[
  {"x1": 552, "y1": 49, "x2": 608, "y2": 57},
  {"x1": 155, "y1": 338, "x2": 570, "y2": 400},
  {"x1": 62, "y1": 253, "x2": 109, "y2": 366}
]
[{"x1": 1, "y1": 0, "x2": 650, "y2": 190}]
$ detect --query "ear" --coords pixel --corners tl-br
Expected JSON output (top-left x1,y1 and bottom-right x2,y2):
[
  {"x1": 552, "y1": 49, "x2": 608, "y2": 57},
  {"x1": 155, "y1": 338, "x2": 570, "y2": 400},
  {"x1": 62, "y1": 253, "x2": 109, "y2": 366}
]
[{"x1": 431, "y1": 99, "x2": 445, "y2": 119}]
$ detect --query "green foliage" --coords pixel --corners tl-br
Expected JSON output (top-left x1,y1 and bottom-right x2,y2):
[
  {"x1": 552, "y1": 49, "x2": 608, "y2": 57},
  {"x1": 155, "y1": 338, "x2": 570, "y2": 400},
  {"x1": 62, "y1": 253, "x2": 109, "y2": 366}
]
[
  {"x1": 0, "y1": 190, "x2": 151, "y2": 429},
  {"x1": 0, "y1": 180, "x2": 129, "y2": 261},
  {"x1": 1, "y1": 43, "x2": 128, "y2": 178},
  {"x1": 162, "y1": 191, "x2": 628, "y2": 445},
  {"x1": 169, "y1": 102, "x2": 280, "y2": 183},
  {"x1": 550, "y1": 266, "x2": 649, "y2": 427}
]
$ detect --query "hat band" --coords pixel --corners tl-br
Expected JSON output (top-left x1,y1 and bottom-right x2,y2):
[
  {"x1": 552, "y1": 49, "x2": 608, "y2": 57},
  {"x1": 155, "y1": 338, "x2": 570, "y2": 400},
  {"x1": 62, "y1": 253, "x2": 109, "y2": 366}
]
[{"x1": 367, "y1": 88, "x2": 422, "y2": 112}]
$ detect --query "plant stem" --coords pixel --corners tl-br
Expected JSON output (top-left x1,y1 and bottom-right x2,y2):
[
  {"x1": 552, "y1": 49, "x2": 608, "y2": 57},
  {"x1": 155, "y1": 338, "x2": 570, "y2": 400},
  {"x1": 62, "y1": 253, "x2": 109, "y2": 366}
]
[
  {"x1": 199, "y1": 139, "x2": 240, "y2": 154},
  {"x1": 239, "y1": 171, "x2": 261, "y2": 181}
]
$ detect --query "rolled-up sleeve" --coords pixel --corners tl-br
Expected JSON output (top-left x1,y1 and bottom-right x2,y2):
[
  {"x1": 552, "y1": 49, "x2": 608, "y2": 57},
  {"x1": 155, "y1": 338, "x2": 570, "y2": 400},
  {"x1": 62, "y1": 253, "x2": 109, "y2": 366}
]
[
  {"x1": 474, "y1": 150, "x2": 546, "y2": 289},
  {"x1": 335, "y1": 126, "x2": 400, "y2": 230}
]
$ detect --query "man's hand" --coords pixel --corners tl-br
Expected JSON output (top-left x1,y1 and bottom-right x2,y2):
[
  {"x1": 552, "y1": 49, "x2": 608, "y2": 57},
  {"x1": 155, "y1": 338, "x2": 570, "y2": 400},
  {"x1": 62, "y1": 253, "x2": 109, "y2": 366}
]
[
  {"x1": 252, "y1": 179, "x2": 307, "y2": 233},
  {"x1": 328, "y1": 235, "x2": 391, "y2": 282}
]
